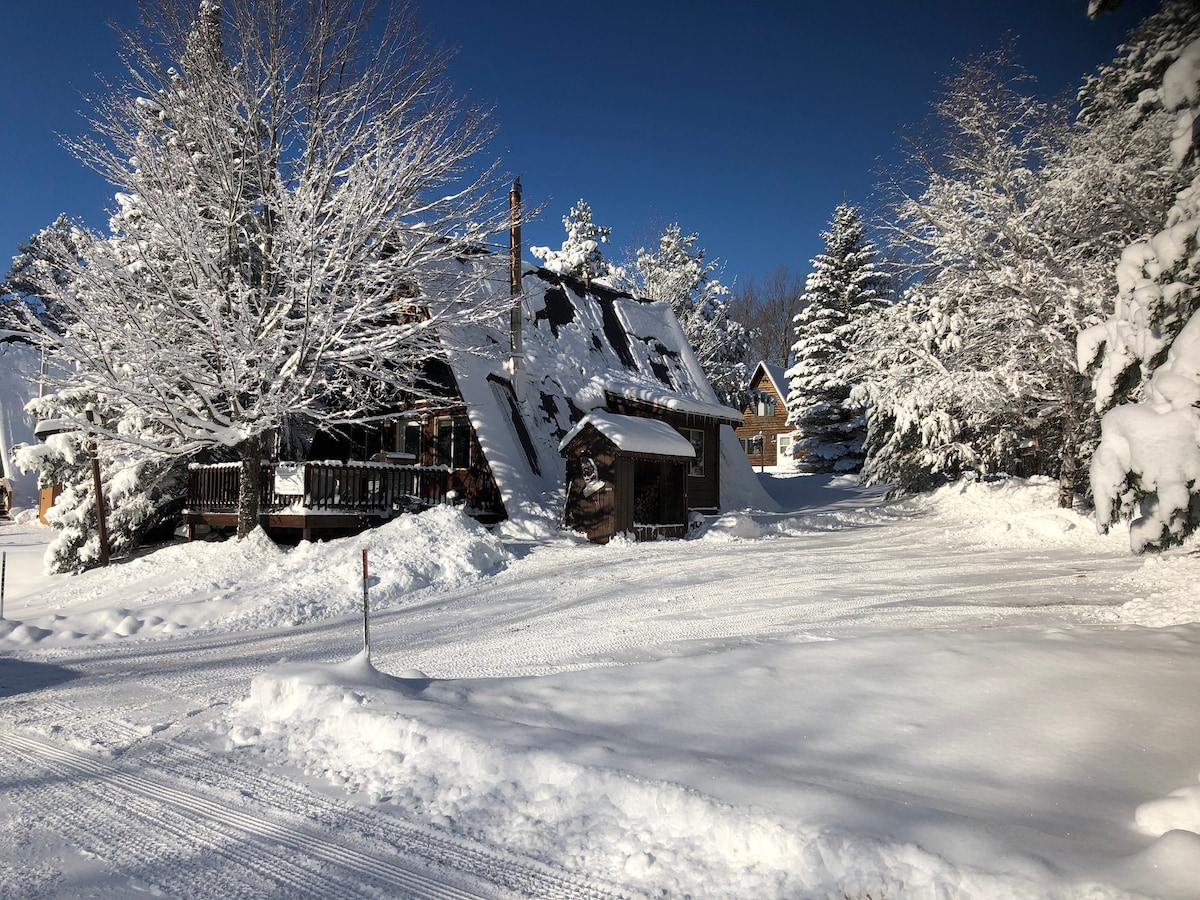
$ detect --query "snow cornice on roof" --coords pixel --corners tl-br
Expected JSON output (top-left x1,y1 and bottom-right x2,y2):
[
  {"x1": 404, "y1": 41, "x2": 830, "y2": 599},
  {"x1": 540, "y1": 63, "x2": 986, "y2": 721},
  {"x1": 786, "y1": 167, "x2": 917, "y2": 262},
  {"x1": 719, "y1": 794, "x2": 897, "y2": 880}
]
[{"x1": 602, "y1": 384, "x2": 743, "y2": 426}]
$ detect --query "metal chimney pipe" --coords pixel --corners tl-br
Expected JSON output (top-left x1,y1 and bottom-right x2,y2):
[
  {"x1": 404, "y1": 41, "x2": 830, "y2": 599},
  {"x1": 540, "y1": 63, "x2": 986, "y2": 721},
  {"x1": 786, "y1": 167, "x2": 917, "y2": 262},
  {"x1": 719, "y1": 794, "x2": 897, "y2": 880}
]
[
  {"x1": 506, "y1": 179, "x2": 527, "y2": 401},
  {"x1": 509, "y1": 178, "x2": 523, "y2": 357}
]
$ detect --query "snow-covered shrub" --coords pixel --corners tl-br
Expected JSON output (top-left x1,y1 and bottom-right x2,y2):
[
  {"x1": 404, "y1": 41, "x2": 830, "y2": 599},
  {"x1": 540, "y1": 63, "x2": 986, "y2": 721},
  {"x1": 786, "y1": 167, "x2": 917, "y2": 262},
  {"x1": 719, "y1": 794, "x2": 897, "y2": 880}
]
[{"x1": 16, "y1": 391, "x2": 190, "y2": 574}]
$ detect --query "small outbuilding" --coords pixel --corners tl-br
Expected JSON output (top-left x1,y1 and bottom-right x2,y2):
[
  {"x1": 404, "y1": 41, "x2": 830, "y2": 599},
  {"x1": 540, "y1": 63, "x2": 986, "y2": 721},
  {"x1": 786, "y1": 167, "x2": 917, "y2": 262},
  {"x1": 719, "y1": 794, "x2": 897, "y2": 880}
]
[{"x1": 559, "y1": 411, "x2": 696, "y2": 543}]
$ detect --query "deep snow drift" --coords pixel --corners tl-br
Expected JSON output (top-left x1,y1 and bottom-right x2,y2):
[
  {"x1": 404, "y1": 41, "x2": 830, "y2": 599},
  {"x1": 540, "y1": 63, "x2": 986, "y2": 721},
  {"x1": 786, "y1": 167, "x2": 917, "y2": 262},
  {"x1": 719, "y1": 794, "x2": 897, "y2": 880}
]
[{"x1": 1, "y1": 472, "x2": 1199, "y2": 899}]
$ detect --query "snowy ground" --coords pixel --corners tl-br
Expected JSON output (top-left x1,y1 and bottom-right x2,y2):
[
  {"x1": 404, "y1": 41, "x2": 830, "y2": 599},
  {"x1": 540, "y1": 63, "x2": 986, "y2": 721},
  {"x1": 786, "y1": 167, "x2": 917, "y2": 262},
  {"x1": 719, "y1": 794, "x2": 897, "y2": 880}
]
[{"x1": 1, "y1": 472, "x2": 1199, "y2": 899}]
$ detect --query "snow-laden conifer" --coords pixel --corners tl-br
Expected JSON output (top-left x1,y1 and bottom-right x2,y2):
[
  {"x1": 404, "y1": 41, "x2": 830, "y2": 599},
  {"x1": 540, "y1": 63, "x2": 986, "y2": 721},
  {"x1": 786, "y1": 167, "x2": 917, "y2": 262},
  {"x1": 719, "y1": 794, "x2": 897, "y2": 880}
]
[
  {"x1": 530, "y1": 200, "x2": 612, "y2": 284},
  {"x1": 2, "y1": 214, "x2": 83, "y2": 328},
  {"x1": 22, "y1": 0, "x2": 511, "y2": 551},
  {"x1": 15, "y1": 390, "x2": 189, "y2": 574},
  {"x1": 1077, "y1": 1, "x2": 1200, "y2": 414},
  {"x1": 785, "y1": 204, "x2": 888, "y2": 473},
  {"x1": 1081, "y1": 4, "x2": 1200, "y2": 552},
  {"x1": 618, "y1": 224, "x2": 750, "y2": 408}
]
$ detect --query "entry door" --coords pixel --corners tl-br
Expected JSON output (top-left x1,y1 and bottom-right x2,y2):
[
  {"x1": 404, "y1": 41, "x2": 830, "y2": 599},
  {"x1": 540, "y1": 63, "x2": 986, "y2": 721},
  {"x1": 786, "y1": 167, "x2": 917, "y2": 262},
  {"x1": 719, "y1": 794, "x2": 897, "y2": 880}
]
[{"x1": 777, "y1": 433, "x2": 796, "y2": 463}]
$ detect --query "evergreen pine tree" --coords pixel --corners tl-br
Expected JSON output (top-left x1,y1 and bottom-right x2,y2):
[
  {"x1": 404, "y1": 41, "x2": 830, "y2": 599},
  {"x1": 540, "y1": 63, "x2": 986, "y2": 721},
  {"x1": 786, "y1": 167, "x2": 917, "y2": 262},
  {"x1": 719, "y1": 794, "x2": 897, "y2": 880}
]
[
  {"x1": 3, "y1": 214, "x2": 83, "y2": 328},
  {"x1": 1078, "y1": 0, "x2": 1200, "y2": 414},
  {"x1": 785, "y1": 203, "x2": 888, "y2": 473},
  {"x1": 623, "y1": 224, "x2": 750, "y2": 407},
  {"x1": 530, "y1": 200, "x2": 612, "y2": 284},
  {"x1": 1081, "y1": 3, "x2": 1200, "y2": 552}
]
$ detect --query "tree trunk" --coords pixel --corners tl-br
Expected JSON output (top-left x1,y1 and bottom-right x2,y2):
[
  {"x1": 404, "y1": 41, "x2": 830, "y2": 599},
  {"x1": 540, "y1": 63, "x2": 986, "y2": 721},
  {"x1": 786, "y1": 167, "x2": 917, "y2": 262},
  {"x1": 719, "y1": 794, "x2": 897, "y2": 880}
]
[
  {"x1": 1058, "y1": 367, "x2": 1081, "y2": 510},
  {"x1": 237, "y1": 433, "x2": 263, "y2": 539}
]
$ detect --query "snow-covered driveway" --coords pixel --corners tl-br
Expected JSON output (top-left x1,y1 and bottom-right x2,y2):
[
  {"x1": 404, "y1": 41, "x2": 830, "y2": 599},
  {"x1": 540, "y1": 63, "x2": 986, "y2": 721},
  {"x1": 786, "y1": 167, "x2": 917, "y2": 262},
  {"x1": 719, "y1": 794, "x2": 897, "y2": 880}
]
[{"x1": 1, "y1": 474, "x2": 1198, "y2": 898}]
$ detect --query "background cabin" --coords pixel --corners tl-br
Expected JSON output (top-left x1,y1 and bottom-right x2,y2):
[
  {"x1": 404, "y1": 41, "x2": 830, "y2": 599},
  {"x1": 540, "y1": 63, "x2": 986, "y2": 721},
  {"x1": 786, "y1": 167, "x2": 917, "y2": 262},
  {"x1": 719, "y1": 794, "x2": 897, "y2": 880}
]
[{"x1": 734, "y1": 361, "x2": 797, "y2": 468}]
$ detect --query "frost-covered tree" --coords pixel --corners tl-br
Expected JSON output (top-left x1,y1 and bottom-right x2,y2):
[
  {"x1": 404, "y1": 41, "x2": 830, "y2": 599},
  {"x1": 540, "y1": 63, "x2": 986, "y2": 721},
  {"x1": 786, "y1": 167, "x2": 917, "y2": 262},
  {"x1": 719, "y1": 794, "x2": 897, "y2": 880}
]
[
  {"x1": 618, "y1": 224, "x2": 750, "y2": 407},
  {"x1": 530, "y1": 200, "x2": 612, "y2": 284},
  {"x1": 24, "y1": 0, "x2": 509, "y2": 544},
  {"x1": 785, "y1": 204, "x2": 889, "y2": 473},
  {"x1": 860, "y1": 50, "x2": 1113, "y2": 504},
  {"x1": 3, "y1": 214, "x2": 83, "y2": 328},
  {"x1": 14, "y1": 390, "x2": 189, "y2": 573},
  {"x1": 1081, "y1": 8, "x2": 1200, "y2": 552}
]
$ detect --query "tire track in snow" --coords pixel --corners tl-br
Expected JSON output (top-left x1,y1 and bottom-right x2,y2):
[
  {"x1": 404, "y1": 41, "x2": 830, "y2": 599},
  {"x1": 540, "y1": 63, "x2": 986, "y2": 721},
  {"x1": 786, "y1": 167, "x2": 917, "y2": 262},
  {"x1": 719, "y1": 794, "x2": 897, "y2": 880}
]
[{"x1": 0, "y1": 730, "x2": 633, "y2": 900}]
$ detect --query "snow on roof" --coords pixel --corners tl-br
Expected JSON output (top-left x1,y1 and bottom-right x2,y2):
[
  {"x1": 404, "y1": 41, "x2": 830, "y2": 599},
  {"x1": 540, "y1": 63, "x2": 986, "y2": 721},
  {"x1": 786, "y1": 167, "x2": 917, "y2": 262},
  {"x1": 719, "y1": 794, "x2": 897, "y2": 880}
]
[
  {"x1": 438, "y1": 261, "x2": 776, "y2": 522},
  {"x1": 754, "y1": 362, "x2": 789, "y2": 400},
  {"x1": 600, "y1": 383, "x2": 743, "y2": 424},
  {"x1": 558, "y1": 411, "x2": 697, "y2": 458}
]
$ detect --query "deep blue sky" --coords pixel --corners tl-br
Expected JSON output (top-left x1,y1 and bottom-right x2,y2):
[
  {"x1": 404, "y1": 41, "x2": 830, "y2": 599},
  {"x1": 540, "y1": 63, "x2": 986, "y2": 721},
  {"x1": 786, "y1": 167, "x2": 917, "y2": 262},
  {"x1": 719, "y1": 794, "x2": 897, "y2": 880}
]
[{"x1": 1, "y1": 0, "x2": 1159, "y2": 289}]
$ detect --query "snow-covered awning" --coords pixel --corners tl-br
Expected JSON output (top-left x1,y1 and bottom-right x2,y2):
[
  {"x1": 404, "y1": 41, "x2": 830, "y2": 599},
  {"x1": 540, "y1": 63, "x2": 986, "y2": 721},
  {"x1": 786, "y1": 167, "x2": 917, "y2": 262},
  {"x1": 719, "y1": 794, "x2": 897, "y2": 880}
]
[{"x1": 559, "y1": 411, "x2": 696, "y2": 458}]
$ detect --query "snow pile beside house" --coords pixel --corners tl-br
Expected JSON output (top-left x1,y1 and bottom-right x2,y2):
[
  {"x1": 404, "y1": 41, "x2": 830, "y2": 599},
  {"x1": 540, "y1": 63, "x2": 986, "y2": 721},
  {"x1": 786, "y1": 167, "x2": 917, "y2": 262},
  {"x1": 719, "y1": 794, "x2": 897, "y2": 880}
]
[{"x1": 0, "y1": 506, "x2": 511, "y2": 643}]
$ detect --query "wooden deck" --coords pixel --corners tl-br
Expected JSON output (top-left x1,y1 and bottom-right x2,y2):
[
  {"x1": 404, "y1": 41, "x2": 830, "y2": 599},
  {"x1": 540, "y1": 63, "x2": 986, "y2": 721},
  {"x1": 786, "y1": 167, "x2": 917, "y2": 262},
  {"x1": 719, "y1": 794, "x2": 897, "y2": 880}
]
[{"x1": 184, "y1": 461, "x2": 451, "y2": 541}]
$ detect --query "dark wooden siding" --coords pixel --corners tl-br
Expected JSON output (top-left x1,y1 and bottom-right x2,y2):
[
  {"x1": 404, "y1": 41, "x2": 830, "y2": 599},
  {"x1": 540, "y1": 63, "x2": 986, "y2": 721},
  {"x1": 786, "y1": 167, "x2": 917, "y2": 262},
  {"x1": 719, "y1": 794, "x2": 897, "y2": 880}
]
[
  {"x1": 562, "y1": 425, "x2": 690, "y2": 543},
  {"x1": 735, "y1": 370, "x2": 794, "y2": 466},
  {"x1": 603, "y1": 397, "x2": 723, "y2": 513}
]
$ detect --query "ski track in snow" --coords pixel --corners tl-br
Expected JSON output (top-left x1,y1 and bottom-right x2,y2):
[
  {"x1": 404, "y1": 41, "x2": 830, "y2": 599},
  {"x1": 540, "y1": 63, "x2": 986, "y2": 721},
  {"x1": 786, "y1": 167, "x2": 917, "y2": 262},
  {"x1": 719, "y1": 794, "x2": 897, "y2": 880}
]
[{"x1": 0, "y1": 729, "x2": 632, "y2": 900}]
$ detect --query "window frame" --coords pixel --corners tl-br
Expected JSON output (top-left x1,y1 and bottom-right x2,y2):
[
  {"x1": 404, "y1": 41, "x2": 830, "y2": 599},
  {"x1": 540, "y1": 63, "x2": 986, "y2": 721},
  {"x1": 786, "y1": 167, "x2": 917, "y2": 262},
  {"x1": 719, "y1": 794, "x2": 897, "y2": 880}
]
[
  {"x1": 435, "y1": 415, "x2": 472, "y2": 469},
  {"x1": 680, "y1": 427, "x2": 705, "y2": 477}
]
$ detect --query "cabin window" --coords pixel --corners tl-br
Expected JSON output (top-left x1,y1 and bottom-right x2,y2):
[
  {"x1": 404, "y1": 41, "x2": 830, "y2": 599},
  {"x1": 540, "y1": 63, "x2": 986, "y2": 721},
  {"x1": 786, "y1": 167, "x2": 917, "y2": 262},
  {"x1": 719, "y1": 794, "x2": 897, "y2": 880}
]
[
  {"x1": 402, "y1": 421, "x2": 421, "y2": 457},
  {"x1": 388, "y1": 420, "x2": 421, "y2": 459},
  {"x1": 756, "y1": 394, "x2": 777, "y2": 417},
  {"x1": 435, "y1": 415, "x2": 472, "y2": 469},
  {"x1": 741, "y1": 434, "x2": 763, "y2": 456},
  {"x1": 680, "y1": 427, "x2": 705, "y2": 477}
]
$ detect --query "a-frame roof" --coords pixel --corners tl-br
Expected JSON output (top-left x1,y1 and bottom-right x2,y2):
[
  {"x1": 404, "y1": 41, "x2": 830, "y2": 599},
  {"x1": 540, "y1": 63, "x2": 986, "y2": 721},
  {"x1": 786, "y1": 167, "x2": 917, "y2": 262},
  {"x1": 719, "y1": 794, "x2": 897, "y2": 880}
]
[
  {"x1": 751, "y1": 360, "x2": 789, "y2": 400},
  {"x1": 440, "y1": 264, "x2": 776, "y2": 524}
]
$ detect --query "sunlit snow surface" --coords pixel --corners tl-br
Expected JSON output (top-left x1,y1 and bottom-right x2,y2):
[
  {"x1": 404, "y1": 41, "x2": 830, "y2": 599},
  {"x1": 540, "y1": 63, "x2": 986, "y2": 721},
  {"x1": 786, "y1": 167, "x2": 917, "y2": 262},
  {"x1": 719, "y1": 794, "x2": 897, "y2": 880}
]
[{"x1": 2, "y1": 472, "x2": 1199, "y2": 898}]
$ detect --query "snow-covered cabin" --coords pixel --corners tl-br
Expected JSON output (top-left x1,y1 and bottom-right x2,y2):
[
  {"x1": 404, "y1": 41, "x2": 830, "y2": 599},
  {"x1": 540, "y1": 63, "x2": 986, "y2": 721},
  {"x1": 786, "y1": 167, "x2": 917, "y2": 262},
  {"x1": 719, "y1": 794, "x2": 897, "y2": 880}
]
[
  {"x1": 185, "y1": 257, "x2": 772, "y2": 539},
  {"x1": 734, "y1": 361, "x2": 797, "y2": 468}
]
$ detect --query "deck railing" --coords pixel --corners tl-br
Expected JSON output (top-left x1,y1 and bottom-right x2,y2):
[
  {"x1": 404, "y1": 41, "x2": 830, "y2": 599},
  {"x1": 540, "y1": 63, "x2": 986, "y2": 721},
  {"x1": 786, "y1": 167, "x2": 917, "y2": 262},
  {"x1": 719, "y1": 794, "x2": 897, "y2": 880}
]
[{"x1": 186, "y1": 461, "x2": 451, "y2": 517}]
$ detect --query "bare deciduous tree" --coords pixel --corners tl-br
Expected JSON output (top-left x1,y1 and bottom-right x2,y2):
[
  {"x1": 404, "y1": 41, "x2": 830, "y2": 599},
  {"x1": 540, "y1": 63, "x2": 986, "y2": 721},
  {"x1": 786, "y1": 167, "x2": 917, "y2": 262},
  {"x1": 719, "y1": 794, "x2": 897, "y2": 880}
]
[
  {"x1": 27, "y1": 0, "x2": 510, "y2": 539},
  {"x1": 728, "y1": 265, "x2": 804, "y2": 368}
]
